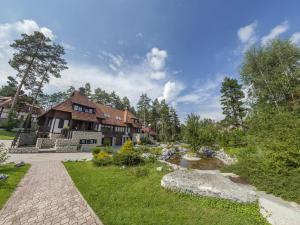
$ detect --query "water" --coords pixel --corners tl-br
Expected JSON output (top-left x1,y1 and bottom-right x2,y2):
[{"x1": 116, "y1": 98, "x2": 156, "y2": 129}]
[{"x1": 168, "y1": 154, "x2": 225, "y2": 170}]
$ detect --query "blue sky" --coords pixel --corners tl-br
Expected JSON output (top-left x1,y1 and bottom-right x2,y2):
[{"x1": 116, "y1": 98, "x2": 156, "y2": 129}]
[{"x1": 1, "y1": 0, "x2": 300, "y2": 120}]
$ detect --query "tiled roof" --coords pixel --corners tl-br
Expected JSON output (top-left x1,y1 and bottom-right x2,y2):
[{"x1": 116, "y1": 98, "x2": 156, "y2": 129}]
[
  {"x1": 39, "y1": 90, "x2": 142, "y2": 127},
  {"x1": 0, "y1": 96, "x2": 43, "y2": 115}
]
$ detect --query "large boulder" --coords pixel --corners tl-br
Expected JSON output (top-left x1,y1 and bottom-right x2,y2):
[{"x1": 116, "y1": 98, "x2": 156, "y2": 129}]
[{"x1": 161, "y1": 170, "x2": 257, "y2": 203}]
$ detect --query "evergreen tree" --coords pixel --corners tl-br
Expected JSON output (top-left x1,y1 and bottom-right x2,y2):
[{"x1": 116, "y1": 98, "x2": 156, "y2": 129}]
[
  {"x1": 109, "y1": 91, "x2": 123, "y2": 109},
  {"x1": 84, "y1": 82, "x2": 92, "y2": 99},
  {"x1": 169, "y1": 106, "x2": 181, "y2": 141},
  {"x1": 122, "y1": 96, "x2": 131, "y2": 110},
  {"x1": 137, "y1": 93, "x2": 151, "y2": 126},
  {"x1": 158, "y1": 100, "x2": 171, "y2": 141},
  {"x1": 149, "y1": 98, "x2": 160, "y2": 132},
  {"x1": 9, "y1": 32, "x2": 53, "y2": 111},
  {"x1": 91, "y1": 88, "x2": 111, "y2": 105},
  {"x1": 0, "y1": 76, "x2": 19, "y2": 97},
  {"x1": 25, "y1": 43, "x2": 67, "y2": 128},
  {"x1": 220, "y1": 77, "x2": 246, "y2": 127}
]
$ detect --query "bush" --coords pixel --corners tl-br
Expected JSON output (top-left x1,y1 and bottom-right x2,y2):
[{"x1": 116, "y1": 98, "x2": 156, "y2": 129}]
[
  {"x1": 93, "y1": 151, "x2": 112, "y2": 166},
  {"x1": 119, "y1": 140, "x2": 134, "y2": 154},
  {"x1": 92, "y1": 147, "x2": 101, "y2": 156},
  {"x1": 3, "y1": 110, "x2": 19, "y2": 131},
  {"x1": 140, "y1": 136, "x2": 153, "y2": 145},
  {"x1": 113, "y1": 152, "x2": 144, "y2": 166},
  {"x1": 134, "y1": 167, "x2": 149, "y2": 177}
]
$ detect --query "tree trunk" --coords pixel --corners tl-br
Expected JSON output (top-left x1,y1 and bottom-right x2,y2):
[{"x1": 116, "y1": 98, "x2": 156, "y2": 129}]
[
  {"x1": 10, "y1": 49, "x2": 39, "y2": 113},
  {"x1": 24, "y1": 62, "x2": 51, "y2": 129}
]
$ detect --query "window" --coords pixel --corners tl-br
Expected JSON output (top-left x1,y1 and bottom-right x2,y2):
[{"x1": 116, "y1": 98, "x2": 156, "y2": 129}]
[
  {"x1": 104, "y1": 113, "x2": 110, "y2": 118},
  {"x1": 58, "y1": 119, "x2": 64, "y2": 129},
  {"x1": 116, "y1": 116, "x2": 121, "y2": 120},
  {"x1": 73, "y1": 104, "x2": 95, "y2": 114}
]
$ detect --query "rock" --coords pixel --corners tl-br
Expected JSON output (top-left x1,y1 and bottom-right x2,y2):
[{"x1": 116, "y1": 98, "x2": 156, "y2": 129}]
[
  {"x1": 156, "y1": 166, "x2": 163, "y2": 172},
  {"x1": 159, "y1": 148, "x2": 176, "y2": 161},
  {"x1": 214, "y1": 149, "x2": 237, "y2": 165},
  {"x1": 0, "y1": 173, "x2": 8, "y2": 180},
  {"x1": 141, "y1": 153, "x2": 155, "y2": 159},
  {"x1": 182, "y1": 154, "x2": 201, "y2": 161},
  {"x1": 161, "y1": 170, "x2": 257, "y2": 203},
  {"x1": 15, "y1": 161, "x2": 25, "y2": 167}
]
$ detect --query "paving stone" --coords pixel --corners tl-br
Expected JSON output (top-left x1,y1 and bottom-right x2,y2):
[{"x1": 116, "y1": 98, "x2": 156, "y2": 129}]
[{"x1": 0, "y1": 153, "x2": 103, "y2": 225}]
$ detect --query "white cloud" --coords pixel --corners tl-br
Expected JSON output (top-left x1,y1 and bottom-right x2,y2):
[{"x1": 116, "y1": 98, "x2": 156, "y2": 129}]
[
  {"x1": 238, "y1": 22, "x2": 257, "y2": 44},
  {"x1": 158, "y1": 81, "x2": 183, "y2": 103},
  {"x1": 176, "y1": 74, "x2": 226, "y2": 121},
  {"x1": 15, "y1": 19, "x2": 55, "y2": 39},
  {"x1": 290, "y1": 32, "x2": 300, "y2": 45},
  {"x1": 236, "y1": 22, "x2": 257, "y2": 52},
  {"x1": 46, "y1": 62, "x2": 165, "y2": 106},
  {"x1": 147, "y1": 47, "x2": 168, "y2": 71},
  {"x1": 150, "y1": 71, "x2": 166, "y2": 80},
  {"x1": 261, "y1": 21, "x2": 289, "y2": 45}
]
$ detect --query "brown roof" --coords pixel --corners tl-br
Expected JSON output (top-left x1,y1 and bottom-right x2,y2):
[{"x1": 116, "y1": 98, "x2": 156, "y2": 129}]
[
  {"x1": 95, "y1": 103, "x2": 140, "y2": 127},
  {"x1": 0, "y1": 96, "x2": 43, "y2": 115},
  {"x1": 39, "y1": 90, "x2": 142, "y2": 127}
]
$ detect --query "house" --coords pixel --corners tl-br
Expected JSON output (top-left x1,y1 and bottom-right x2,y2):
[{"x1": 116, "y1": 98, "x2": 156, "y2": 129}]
[
  {"x1": 0, "y1": 96, "x2": 43, "y2": 127},
  {"x1": 37, "y1": 90, "x2": 142, "y2": 147}
]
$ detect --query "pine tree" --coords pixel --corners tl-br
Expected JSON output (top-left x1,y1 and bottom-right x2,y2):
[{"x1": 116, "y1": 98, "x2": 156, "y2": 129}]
[
  {"x1": 149, "y1": 98, "x2": 160, "y2": 132},
  {"x1": 25, "y1": 43, "x2": 67, "y2": 128},
  {"x1": 84, "y1": 83, "x2": 92, "y2": 99},
  {"x1": 169, "y1": 106, "x2": 180, "y2": 141},
  {"x1": 220, "y1": 77, "x2": 246, "y2": 128},
  {"x1": 9, "y1": 31, "x2": 53, "y2": 111},
  {"x1": 137, "y1": 93, "x2": 151, "y2": 126}
]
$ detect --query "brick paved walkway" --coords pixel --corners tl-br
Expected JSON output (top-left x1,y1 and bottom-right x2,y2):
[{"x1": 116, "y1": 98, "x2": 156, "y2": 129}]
[{"x1": 0, "y1": 156, "x2": 102, "y2": 225}]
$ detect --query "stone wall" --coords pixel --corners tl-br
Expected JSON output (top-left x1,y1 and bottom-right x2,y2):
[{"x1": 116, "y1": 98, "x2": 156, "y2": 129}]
[
  {"x1": 72, "y1": 131, "x2": 102, "y2": 151},
  {"x1": 54, "y1": 139, "x2": 79, "y2": 152},
  {"x1": 17, "y1": 132, "x2": 37, "y2": 147},
  {"x1": 9, "y1": 146, "x2": 38, "y2": 153},
  {"x1": 36, "y1": 138, "x2": 56, "y2": 149}
]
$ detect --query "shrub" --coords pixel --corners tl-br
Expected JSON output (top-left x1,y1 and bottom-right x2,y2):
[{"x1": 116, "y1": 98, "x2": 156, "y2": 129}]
[
  {"x1": 119, "y1": 140, "x2": 134, "y2": 154},
  {"x1": 3, "y1": 110, "x2": 19, "y2": 131},
  {"x1": 149, "y1": 147, "x2": 163, "y2": 157},
  {"x1": 113, "y1": 152, "x2": 144, "y2": 166},
  {"x1": 92, "y1": 147, "x2": 101, "y2": 156},
  {"x1": 140, "y1": 136, "x2": 153, "y2": 145},
  {"x1": 134, "y1": 167, "x2": 149, "y2": 178},
  {"x1": 93, "y1": 151, "x2": 112, "y2": 166}
]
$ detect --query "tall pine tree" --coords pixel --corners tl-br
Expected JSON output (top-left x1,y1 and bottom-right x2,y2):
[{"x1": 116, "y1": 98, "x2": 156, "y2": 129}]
[{"x1": 220, "y1": 77, "x2": 246, "y2": 128}]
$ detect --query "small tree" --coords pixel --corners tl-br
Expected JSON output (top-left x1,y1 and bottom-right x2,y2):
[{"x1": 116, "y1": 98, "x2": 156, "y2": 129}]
[
  {"x1": 120, "y1": 140, "x2": 134, "y2": 154},
  {"x1": 183, "y1": 113, "x2": 201, "y2": 152}
]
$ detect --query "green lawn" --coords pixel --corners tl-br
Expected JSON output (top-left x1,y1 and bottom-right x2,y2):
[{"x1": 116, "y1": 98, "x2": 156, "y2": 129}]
[
  {"x1": 0, "y1": 130, "x2": 16, "y2": 140},
  {"x1": 64, "y1": 161, "x2": 269, "y2": 225},
  {"x1": 0, "y1": 163, "x2": 30, "y2": 209}
]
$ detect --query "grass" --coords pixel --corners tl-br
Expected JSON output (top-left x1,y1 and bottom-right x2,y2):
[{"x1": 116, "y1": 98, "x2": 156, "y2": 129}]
[
  {"x1": 64, "y1": 161, "x2": 269, "y2": 225},
  {"x1": 222, "y1": 157, "x2": 300, "y2": 204},
  {"x1": 0, "y1": 163, "x2": 30, "y2": 209},
  {"x1": 0, "y1": 130, "x2": 16, "y2": 140}
]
